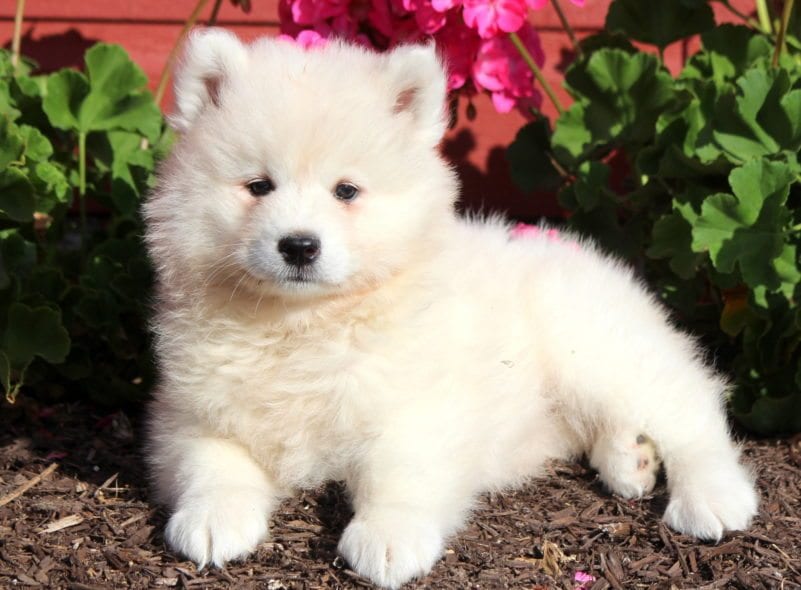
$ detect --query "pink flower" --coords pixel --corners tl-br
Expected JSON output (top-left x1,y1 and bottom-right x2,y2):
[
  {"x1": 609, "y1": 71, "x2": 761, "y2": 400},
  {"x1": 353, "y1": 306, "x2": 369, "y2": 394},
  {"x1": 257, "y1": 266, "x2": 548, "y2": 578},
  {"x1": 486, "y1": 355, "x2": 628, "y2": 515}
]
[
  {"x1": 510, "y1": 224, "x2": 563, "y2": 240},
  {"x1": 432, "y1": 0, "x2": 461, "y2": 10},
  {"x1": 414, "y1": 0, "x2": 448, "y2": 33},
  {"x1": 436, "y1": 17, "x2": 479, "y2": 89},
  {"x1": 574, "y1": 571, "x2": 596, "y2": 589},
  {"x1": 462, "y1": 0, "x2": 527, "y2": 38},
  {"x1": 279, "y1": 29, "x2": 329, "y2": 48},
  {"x1": 511, "y1": 224, "x2": 580, "y2": 250},
  {"x1": 472, "y1": 23, "x2": 543, "y2": 113},
  {"x1": 290, "y1": 0, "x2": 349, "y2": 25},
  {"x1": 275, "y1": 0, "x2": 574, "y2": 114},
  {"x1": 367, "y1": 0, "x2": 395, "y2": 37}
]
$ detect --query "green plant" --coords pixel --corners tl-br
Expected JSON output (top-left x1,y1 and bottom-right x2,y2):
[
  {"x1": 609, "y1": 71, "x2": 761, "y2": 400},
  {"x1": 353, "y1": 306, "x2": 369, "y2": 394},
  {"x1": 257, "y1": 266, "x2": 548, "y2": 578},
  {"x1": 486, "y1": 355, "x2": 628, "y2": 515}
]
[
  {"x1": 509, "y1": 0, "x2": 801, "y2": 434},
  {"x1": 0, "y1": 44, "x2": 169, "y2": 404}
]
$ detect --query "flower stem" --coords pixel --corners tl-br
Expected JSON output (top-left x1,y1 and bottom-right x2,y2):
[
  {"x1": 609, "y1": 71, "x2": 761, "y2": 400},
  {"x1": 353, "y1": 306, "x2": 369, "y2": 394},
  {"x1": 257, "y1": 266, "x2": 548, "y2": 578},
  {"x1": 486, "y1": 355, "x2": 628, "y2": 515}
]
[
  {"x1": 78, "y1": 131, "x2": 87, "y2": 256},
  {"x1": 551, "y1": 0, "x2": 582, "y2": 57},
  {"x1": 772, "y1": 0, "x2": 795, "y2": 67},
  {"x1": 509, "y1": 32, "x2": 565, "y2": 115},
  {"x1": 208, "y1": 0, "x2": 224, "y2": 25},
  {"x1": 11, "y1": 0, "x2": 26, "y2": 73},
  {"x1": 155, "y1": 0, "x2": 211, "y2": 106},
  {"x1": 756, "y1": 0, "x2": 773, "y2": 34}
]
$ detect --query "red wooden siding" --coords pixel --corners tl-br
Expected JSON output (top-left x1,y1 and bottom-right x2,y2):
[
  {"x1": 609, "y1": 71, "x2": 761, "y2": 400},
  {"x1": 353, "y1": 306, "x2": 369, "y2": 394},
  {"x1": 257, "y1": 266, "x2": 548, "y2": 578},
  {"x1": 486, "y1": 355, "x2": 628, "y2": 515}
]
[{"x1": 1, "y1": 1, "x2": 753, "y2": 219}]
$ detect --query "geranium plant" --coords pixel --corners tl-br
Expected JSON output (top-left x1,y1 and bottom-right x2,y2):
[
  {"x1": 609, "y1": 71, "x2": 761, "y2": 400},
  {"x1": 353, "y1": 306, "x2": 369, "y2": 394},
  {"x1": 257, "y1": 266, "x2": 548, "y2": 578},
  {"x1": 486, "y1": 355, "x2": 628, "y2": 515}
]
[
  {"x1": 507, "y1": 0, "x2": 801, "y2": 434},
  {"x1": 0, "y1": 44, "x2": 167, "y2": 404},
  {"x1": 278, "y1": 0, "x2": 584, "y2": 114}
]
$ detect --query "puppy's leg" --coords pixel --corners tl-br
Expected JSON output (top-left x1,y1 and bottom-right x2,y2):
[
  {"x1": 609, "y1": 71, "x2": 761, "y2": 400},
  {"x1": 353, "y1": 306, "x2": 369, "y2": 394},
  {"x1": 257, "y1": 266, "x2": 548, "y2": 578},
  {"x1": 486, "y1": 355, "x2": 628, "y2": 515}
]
[
  {"x1": 542, "y1": 253, "x2": 758, "y2": 540},
  {"x1": 580, "y1": 327, "x2": 757, "y2": 541},
  {"x1": 589, "y1": 431, "x2": 660, "y2": 499},
  {"x1": 150, "y1": 418, "x2": 278, "y2": 567},
  {"x1": 338, "y1": 446, "x2": 473, "y2": 589}
]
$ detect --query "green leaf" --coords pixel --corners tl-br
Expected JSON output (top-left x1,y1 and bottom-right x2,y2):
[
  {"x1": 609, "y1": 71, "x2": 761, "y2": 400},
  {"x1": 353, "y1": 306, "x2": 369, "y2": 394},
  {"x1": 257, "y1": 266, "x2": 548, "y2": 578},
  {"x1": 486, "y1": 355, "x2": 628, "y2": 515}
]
[
  {"x1": 0, "y1": 167, "x2": 35, "y2": 222},
  {"x1": 551, "y1": 103, "x2": 592, "y2": 162},
  {"x1": 554, "y1": 50, "x2": 675, "y2": 164},
  {"x1": 31, "y1": 161, "x2": 71, "y2": 211},
  {"x1": 4, "y1": 302, "x2": 70, "y2": 366},
  {"x1": 773, "y1": 244, "x2": 801, "y2": 300},
  {"x1": 682, "y1": 25, "x2": 773, "y2": 86},
  {"x1": 698, "y1": 67, "x2": 801, "y2": 162},
  {"x1": 692, "y1": 160, "x2": 795, "y2": 292},
  {"x1": 0, "y1": 350, "x2": 12, "y2": 401},
  {"x1": 605, "y1": 0, "x2": 715, "y2": 50},
  {"x1": 0, "y1": 229, "x2": 36, "y2": 289},
  {"x1": 75, "y1": 288, "x2": 119, "y2": 330},
  {"x1": 18, "y1": 124, "x2": 53, "y2": 161},
  {"x1": 43, "y1": 69, "x2": 89, "y2": 131},
  {"x1": 734, "y1": 390, "x2": 801, "y2": 435},
  {"x1": 0, "y1": 79, "x2": 21, "y2": 120},
  {"x1": 573, "y1": 161, "x2": 609, "y2": 211},
  {"x1": 26, "y1": 267, "x2": 68, "y2": 303},
  {"x1": 105, "y1": 130, "x2": 156, "y2": 214},
  {"x1": 647, "y1": 210, "x2": 699, "y2": 279},
  {"x1": 0, "y1": 118, "x2": 24, "y2": 169},
  {"x1": 42, "y1": 44, "x2": 161, "y2": 140},
  {"x1": 79, "y1": 44, "x2": 161, "y2": 140},
  {"x1": 507, "y1": 119, "x2": 562, "y2": 193}
]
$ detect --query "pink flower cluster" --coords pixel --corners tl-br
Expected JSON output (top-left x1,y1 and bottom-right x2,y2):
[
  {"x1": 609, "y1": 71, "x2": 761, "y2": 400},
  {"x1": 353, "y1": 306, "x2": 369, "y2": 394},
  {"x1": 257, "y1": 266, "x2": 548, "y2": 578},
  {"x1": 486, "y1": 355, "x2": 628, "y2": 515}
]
[{"x1": 278, "y1": 0, "x2": 584, "y2": 113}]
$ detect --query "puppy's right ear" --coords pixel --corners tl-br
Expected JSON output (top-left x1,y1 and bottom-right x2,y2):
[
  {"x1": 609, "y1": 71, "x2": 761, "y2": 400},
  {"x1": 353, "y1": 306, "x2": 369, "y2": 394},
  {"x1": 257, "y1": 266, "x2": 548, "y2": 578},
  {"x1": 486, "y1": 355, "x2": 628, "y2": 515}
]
[{"x1": 170, "y1": 28, "x2": 248, "y2": 132}]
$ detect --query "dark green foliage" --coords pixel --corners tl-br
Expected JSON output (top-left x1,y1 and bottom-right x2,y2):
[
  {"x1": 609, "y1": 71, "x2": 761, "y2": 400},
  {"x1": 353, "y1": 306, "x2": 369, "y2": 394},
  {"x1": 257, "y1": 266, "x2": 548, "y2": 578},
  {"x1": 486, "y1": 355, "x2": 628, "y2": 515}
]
[
  {"x1": 0, "y1": 45, "x2": 168, "y2": 405},
  {"x1": 509, "y1": 16, "x2": 801, "y2": 434}
]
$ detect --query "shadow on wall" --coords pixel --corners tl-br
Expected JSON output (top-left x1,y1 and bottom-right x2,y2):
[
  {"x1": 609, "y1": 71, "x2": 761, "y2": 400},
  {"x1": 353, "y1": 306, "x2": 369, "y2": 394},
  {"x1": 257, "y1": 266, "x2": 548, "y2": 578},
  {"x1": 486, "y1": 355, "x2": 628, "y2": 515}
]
[
  {"x1": 3, "y1": 28, "x2": 98, "y2": 73},
  {"x1": 443, "y1": 128, "x2": 562, "y2": 221}
]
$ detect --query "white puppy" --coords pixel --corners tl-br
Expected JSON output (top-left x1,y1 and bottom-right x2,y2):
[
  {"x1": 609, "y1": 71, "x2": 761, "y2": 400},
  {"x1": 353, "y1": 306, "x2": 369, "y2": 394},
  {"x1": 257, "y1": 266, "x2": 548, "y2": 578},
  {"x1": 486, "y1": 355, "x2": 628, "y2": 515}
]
[{"x1": 144, "y1": 30, "x2": 759, "y2": 589}]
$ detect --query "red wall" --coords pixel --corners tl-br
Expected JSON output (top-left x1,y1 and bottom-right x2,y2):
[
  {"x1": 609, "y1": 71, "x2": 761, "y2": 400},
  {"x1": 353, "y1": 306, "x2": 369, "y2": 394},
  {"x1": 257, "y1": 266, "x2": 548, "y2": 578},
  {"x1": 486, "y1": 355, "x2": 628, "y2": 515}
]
[{"x1": 0, "y1": 0, "x2": 752, "y2": 219}]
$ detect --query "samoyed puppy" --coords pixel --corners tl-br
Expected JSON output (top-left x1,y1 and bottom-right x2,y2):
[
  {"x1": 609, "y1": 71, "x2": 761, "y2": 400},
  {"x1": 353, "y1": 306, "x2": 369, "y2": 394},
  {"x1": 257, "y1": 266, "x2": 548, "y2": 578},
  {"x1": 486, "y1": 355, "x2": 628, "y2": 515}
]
[{"x1": 144, "y1": 29, "x2": 759, "y2": 589}]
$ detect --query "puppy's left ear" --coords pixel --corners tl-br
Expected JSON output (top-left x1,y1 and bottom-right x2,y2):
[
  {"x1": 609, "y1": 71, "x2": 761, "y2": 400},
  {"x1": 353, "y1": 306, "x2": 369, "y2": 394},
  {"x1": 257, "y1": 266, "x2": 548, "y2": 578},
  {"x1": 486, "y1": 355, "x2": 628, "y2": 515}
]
[{"x1": 385, "y1": 44, "x2": 448, "y2": 146}]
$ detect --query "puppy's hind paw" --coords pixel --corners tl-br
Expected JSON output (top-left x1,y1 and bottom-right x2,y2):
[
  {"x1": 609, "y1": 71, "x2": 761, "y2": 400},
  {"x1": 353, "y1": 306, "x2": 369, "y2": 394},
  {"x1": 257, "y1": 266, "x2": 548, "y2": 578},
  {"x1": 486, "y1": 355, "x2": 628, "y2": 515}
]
[
  {"x1": 590, "y1": 432, "x2": 660, "y2": 499},
  {"x1": 338, "y1": 510, "x2": 444, "y2": 589},
  {"x1": 165, "y1": 487, "x2": 270, "y2": 568},
  {"x1": 663, "y1": 461, "x2": 758, "y2": 541}
]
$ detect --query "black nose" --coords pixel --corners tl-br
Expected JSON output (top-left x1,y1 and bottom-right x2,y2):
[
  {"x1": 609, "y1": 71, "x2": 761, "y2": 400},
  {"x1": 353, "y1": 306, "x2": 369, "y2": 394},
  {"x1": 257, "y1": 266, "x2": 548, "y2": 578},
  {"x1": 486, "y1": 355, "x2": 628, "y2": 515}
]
[{"x1": 277, "y1": 234, "x2": 321, "y2": 266}]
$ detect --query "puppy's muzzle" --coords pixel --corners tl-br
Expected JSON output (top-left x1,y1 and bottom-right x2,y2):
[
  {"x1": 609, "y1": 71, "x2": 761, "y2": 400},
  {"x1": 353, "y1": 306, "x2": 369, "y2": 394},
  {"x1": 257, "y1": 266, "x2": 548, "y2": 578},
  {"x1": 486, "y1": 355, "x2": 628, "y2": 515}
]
[{"x1": 278, "y1": 234, "x2": 321, "y2": 267}]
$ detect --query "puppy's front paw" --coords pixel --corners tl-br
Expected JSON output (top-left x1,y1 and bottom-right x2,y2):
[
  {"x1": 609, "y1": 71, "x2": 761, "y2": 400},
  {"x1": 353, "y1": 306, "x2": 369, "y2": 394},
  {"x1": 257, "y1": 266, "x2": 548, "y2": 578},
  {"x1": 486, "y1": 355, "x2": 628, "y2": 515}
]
[
  {"x1": 338, "y1": 510, "x2": 444, "y2": 589},
  {"x1": 165, "y1": 487, "x2": 270, "y2": 568},
  {"x1": 663, "y1": 461, "x2": 758, "y2": 541}
]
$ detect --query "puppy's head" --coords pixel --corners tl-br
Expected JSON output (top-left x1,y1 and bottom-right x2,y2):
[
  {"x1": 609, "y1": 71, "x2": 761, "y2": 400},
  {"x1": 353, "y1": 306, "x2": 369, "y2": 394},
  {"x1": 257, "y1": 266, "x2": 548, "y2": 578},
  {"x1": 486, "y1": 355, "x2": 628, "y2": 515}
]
[{"x1": 145, "y1": 30, "x2": 458, "y2": 301}]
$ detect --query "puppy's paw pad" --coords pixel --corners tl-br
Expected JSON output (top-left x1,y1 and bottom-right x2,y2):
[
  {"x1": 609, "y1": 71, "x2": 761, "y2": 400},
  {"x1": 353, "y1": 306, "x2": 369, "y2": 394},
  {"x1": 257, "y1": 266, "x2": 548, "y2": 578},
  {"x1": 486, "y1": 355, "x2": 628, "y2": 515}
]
[
  {"x1": 590, "y1": 433, "x2": 660, "y2": 499},
  {"x1": 338, "y1": 511, "x2": 443, "y2": 589},
  {"x1": 165, "y1": 488, "x2": 270, "y2": 567},
  {"x1": 634, "y1": 434, "x2": 658, "y2": 472}
]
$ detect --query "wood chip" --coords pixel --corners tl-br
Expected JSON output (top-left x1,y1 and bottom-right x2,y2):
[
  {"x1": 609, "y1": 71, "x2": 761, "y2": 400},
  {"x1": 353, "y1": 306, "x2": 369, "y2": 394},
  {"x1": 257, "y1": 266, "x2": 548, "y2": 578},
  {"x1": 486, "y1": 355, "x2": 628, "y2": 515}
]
[
  {"x1": 38, "y1": 514, "x2": 84, "y2": 534},
  {"x1": 0, "y1": 464, "x2": 58, "y2": 508}
]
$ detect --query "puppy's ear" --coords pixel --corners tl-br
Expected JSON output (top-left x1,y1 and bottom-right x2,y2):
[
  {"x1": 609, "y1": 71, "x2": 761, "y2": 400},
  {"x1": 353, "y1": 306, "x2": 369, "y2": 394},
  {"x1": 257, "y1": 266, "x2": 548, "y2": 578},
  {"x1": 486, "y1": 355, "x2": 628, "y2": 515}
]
[
  {"x1": 385, "y1": 44, "x2": 448, "y2": 146},
  {"x1": 170, "y1": 28, "x2": 248, "y2": 132}
]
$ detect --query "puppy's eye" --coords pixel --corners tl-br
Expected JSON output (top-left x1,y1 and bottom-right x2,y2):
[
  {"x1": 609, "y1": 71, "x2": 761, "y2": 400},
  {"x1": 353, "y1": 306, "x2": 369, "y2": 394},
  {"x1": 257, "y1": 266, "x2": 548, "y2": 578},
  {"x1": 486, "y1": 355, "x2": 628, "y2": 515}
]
[
  {"x1": 334, "y1": 182, "x2": 359, "y2": 202},
  {"x1": 246, "y1": 178, "x2": 275, "y2": 197}
]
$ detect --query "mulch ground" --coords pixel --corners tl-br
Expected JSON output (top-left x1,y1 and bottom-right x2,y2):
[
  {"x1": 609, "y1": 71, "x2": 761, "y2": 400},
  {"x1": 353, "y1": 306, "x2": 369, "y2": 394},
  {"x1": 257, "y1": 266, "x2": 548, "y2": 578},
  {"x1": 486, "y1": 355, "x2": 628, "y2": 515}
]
[{"x1": 0, "y1": 400, "x2": 799, "y2": 590}]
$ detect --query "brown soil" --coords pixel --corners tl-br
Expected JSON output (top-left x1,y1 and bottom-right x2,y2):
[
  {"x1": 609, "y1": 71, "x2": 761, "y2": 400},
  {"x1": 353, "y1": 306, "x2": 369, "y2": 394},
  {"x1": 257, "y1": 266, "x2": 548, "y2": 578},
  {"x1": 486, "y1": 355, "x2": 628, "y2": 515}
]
[{"x1": 1, "y1": 400, "x2": 799, "y2": 590}]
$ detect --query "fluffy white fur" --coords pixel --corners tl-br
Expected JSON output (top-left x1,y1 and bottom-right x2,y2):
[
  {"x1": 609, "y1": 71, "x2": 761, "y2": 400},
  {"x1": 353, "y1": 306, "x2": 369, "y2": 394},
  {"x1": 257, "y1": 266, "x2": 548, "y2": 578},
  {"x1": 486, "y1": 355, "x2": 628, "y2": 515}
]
[{"x1": 144, "y1": 30, "x2": 759, "y2": 589}]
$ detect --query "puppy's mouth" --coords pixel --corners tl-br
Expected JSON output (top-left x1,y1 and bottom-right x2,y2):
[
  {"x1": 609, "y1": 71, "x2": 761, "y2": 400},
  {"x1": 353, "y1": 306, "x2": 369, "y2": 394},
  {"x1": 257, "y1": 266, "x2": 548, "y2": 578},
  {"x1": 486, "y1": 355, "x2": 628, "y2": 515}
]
[{"x1": 280, "y1": 268, "x2": 320, "y2": 286}]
